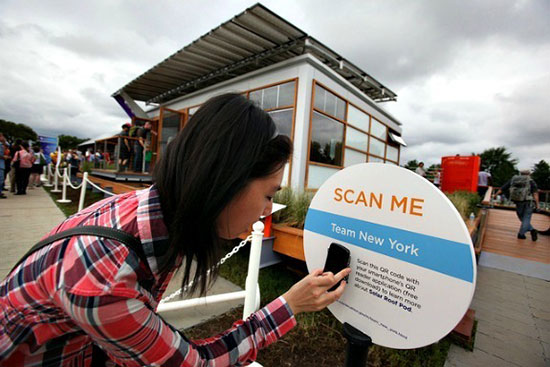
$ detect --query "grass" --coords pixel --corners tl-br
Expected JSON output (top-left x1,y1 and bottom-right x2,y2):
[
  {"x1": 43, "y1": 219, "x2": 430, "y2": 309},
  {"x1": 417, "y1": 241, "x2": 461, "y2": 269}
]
[{"x1": 43, "y1": 181, "x2": 107, "y2": 218}]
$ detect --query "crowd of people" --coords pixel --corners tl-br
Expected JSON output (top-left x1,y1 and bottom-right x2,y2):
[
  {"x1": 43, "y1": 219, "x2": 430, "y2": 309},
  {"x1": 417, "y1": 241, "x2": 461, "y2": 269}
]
[
  {"x1": 0, "y1": 133, "x2": 48, "y2": 197},
  {"x1": 0, "y1": 121, "x2": 158, "y2": 201}
]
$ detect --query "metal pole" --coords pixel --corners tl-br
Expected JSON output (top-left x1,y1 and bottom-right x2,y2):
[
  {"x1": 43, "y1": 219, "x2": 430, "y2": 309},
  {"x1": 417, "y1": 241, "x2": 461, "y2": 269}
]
[
  {"x1": 243, "y1": 221, "x2": 264, "y2": 318},
  {"x1": 57, "y1": 168, "x2": 71, "y2": 203},
  {"x1": 78, "y1": 172, "x2": 88, "y2": 211},
  {"x1": 343, "y1": 323, "x2": 372, "y2": 367}
]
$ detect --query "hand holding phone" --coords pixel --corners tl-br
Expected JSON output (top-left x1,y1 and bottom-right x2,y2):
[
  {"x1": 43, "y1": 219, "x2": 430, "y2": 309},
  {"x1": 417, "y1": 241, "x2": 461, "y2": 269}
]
[{"x1": 323, "y1": 243, "x2": 351, "y2": 292}]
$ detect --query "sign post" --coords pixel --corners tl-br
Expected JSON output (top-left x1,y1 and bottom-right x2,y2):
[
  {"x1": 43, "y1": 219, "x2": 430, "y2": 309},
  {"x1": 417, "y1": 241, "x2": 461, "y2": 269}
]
[{"x1": 303, "y1": 164, "x2": 476, "y2": 358}]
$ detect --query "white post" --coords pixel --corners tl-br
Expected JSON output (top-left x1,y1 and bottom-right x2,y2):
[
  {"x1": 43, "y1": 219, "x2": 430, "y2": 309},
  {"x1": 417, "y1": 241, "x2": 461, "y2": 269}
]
[
  {"x1": 44, "y1": 163, "x2": 53, "y2": 187},
  {"x1": 67, "y1": 164, "x2": 72, "y2": 183},
  {"x1": 51, "y1": 165, "x2": 61, "y2": 193},
  {"x1": 57, "y1": 168, "x2": 71, "y2": 203},
  {"x1": 78, "y1": 172, "x2": 88, "y2": 211},
  {"x1": 40, "y1": 165, "x2": 47, "y2": 182},
  {"x1": 243, "y1": 221, "x2": 264, "y2": 318}
]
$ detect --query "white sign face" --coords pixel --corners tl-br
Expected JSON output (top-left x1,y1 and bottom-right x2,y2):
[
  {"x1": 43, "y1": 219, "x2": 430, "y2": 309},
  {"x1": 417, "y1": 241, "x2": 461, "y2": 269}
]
[{"x1": 304, "y1": 164, "x2": 476, "y2": 349}]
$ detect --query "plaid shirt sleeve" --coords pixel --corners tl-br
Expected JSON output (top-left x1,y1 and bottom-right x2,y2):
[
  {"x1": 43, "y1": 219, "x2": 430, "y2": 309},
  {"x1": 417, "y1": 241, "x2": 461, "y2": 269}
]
[{"x1": 58, "y1": 288, "x2": 296, "y2": 367}]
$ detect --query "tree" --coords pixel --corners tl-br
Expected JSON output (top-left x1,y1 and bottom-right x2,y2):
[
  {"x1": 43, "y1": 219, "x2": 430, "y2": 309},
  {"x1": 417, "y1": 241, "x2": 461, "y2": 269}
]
[
  {"x1": 478, "y1": 146, "x2": 518, "y2": 187},
  {"x1": 404, "y1": 159, "x2": 419, "y2": 170},
  {"x1": 0, "y1": 119, "x2": 38, "y2": 144},
  {"x1": 532, "y1": 160, "x2": 550, "y2": 190},
  {"x1": 58, "y1": 134, "x2": 88, "y2": 150}
]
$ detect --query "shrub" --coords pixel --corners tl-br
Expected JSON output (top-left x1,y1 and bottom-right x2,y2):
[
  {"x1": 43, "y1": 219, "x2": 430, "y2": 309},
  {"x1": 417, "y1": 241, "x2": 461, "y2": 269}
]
[
  {"x1": 446, "y1": 191, "x2": 480, "y2": 220},
  {"x1": 80, "y1": 161, "x2": 93, "y2": 173},
  {"x1": 273, "y1": 187, "x2": 314, "y2": 229}
]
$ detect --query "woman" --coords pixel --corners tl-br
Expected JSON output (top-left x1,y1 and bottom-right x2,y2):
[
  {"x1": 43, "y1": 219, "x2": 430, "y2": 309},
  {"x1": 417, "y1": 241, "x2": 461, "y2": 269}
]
[
  {"x1": 0, "y1": 94, "x2": 350, "y2": 366},
  {"x1": 11, "y1": 141, "x2": 34, "y2": 195},
  {"x1": 29, "y1": 145, "x2": 46, "y2": 188}
]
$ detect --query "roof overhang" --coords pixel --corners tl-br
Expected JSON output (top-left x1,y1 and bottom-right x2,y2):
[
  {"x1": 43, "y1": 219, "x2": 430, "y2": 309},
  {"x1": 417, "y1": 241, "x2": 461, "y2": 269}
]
[{"x1": 112, "y1": 3, "x2": 397, "y2": 105}]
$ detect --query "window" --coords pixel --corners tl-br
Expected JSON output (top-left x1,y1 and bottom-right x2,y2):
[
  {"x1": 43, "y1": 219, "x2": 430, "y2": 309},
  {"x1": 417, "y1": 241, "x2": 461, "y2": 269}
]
[
  {"x1": 308, "y1": 164, "x2": 339, "y2": 189},
  {"x1": 344, "y1": 149, "x2": 367, "y2": 167},
  {"x1": 345, "y1": 126, "x2": 368, "y2": 151},
  {"x1": 369, "y1": 138, "x2": 385, "y2": 158},
  {"x1": 247, "y1": 80, "x2": 296, "y2": 187},
  {"x1": 314, "y1": 84, "x2": 346, "y2": 120},
  {"x1": 249, "y1": 81, "x2": 295, "y2": 110},
  {"x1": 160, "y1": 110, "x2": 181, "y2": 154},
  {"x1": 386, "y1": 145, "x2": 399, "y2": 162},
  {"x1": 347, "y1": 104, "x2": 370, "y2": 132},
  {"x1": 307, "y1": 80, "x2": 401, "y2": 188},
  {"x1": 269, "y1": 109, "x2": 293, "y2": 138},
  {"x1": 371, "y1": 118, "x2": 387, "y2": 141},
  {"x1": 310, "y1": 111, "x2": 344, "y2": 166}
]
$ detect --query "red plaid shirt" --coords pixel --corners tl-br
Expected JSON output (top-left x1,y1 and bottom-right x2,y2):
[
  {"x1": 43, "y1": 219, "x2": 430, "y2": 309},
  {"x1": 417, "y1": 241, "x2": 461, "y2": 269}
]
[{"x1": 0, "y1": 186, "x2": 296, "y2": 366}]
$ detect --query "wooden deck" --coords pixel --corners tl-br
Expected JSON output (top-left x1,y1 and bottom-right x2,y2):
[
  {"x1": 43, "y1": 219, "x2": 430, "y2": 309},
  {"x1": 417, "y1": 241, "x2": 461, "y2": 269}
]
[{"x1": 482, "y1": 208, "x2": 550, "y2": 264}]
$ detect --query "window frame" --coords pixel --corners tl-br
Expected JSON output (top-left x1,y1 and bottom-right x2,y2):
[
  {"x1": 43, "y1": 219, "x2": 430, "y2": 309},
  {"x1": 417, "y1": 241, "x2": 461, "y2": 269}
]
[{"x1": 306, "y1": 80, "x2": 399, "y2": 190}]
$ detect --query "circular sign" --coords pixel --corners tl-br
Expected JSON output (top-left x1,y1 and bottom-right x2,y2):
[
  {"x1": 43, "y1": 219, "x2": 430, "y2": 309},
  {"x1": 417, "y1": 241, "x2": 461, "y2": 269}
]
[{"x1": 304, "y1": 163, "x2": 476, "y2": 349}]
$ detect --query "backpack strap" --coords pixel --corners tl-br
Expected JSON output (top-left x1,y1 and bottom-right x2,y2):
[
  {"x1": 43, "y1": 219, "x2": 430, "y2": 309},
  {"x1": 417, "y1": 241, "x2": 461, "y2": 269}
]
[{"x1": 11, "y1": 226, "x2": 149, "y2": 275}]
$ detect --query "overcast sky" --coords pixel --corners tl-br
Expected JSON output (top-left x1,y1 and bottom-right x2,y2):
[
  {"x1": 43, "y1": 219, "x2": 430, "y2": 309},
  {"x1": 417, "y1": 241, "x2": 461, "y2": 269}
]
[{"x1": 1, "y1": 0, "x2": 548, "y2": 169}]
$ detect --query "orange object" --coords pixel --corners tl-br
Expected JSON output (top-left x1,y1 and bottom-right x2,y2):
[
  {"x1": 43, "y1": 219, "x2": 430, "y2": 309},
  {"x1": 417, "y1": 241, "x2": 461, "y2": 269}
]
[{"x1": 440, "y1": 156, "x2": 480, "y2": 193}]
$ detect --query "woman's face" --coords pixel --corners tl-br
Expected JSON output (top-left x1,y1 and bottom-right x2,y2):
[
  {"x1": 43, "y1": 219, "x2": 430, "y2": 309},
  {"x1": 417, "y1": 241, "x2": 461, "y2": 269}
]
[{"x1": 217, "y1": 167, "x2": 284, "y2": 239}]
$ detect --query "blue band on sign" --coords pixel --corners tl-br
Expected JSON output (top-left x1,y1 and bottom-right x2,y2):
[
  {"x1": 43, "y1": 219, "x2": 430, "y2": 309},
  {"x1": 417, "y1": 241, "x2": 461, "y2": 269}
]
[{"x1": 305, "y1": 209, "x2": 474, "y2": 283}]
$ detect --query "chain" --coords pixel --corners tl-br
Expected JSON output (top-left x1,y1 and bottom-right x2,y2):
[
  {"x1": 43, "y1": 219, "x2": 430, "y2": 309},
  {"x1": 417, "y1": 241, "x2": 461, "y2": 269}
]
[
  {"x1": 159, "y1": 235, "x2": 254, "y2": 304},
  {"x1": 219, "y1": 235, "x2": 253, "y2": 265}
]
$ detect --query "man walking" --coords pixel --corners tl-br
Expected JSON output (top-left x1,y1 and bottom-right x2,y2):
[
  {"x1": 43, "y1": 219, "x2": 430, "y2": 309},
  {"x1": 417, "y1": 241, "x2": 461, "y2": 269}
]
[{"x1": 495, "y1": 170, "x2": 540, "y2": 241}]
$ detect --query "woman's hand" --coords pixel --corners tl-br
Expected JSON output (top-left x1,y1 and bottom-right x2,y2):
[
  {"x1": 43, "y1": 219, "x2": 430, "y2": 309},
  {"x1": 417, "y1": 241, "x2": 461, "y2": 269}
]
[{"x1": 282, "y1": 268, "x2": 351, "y2": 315}]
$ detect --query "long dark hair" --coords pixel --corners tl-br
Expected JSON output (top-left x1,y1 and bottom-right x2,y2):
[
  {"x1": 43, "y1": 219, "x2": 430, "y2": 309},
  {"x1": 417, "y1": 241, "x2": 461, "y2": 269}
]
[{"x1": 153, "y1": 93, "x2": 292, "y2": 295}]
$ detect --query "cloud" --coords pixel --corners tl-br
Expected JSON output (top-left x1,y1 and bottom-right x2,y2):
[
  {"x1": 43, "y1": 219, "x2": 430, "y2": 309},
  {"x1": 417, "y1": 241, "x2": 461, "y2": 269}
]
[{"x1": 0, "y1": 0, "x2": 548, "y2": 172}]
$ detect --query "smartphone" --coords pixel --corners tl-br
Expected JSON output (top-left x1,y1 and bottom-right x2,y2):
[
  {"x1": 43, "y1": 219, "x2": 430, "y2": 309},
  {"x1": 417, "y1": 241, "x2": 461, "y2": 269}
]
[{"x1": 323, "y1": 243, "x2": 351, "y2": 292}]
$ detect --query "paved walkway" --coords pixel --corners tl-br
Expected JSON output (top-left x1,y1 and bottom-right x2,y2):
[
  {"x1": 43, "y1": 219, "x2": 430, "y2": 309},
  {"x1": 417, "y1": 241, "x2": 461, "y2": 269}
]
[
  {"x1": 0, "y1": 184, "x2": 242, "y2": 331},
  {"x1": 445, "y1": 265, "x2": 550, "y2": 367}
]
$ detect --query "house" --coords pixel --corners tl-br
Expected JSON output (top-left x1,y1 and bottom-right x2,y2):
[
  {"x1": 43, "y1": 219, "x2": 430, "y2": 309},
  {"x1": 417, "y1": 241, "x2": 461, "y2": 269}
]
[{"x1": 109, "y1": 3, "x2": 406, "y2": 190}]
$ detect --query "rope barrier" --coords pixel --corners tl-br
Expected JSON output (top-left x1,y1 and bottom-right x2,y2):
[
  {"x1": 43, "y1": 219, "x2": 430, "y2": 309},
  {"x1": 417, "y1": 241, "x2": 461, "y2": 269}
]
[
  {"x1": 66, "y1": 179, "x2": 83, "y2": 190},
  {"x1": 84, "y1": 178, "x2": 116, "y2": 196},
  {"x1": 55, "y1": 165, "x2": 64, "y2": 178},
  {"x1": 159, "y1": 235, "x2": 253, "y2": 304}
]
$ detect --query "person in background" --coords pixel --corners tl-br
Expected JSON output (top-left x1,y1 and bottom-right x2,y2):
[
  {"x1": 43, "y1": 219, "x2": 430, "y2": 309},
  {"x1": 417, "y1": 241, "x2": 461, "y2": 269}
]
[
  {"x1": 477, "y1": 169, "x2": 492, "y2": 199},
  {"x1": 118, "y1": 123, "x2": 132, "y2": 171},
  {"x1": 12, "y1": 141, "x2": 35, "y2": 195},
  {"x1": 8, "y1": 139, "x2": 21, "y2": 193},
  {"x1": 0, "y1": 132, "x2": 8, "y2": 199},
  {"x1": 29, "y1": 145, "x2": 46, "y2": 188},
  {"x1": 133, "y1": 123, "x2": 146, "y2": 172},
  {"x1": 69, "y1": 149, "x2": 80, "y2": 183},
  {"x1": 143, "y1": 121, "x2": 157, "y2": 173},
  {"x1": 495, "y1": 170, "x2": 539, "y2": 241},
  {"x1": 415, "y1": 161, "x2": 427, "y2": 178},
  {"x1": 0, "y1": 93, "x2": 350, "y2": 366}
]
